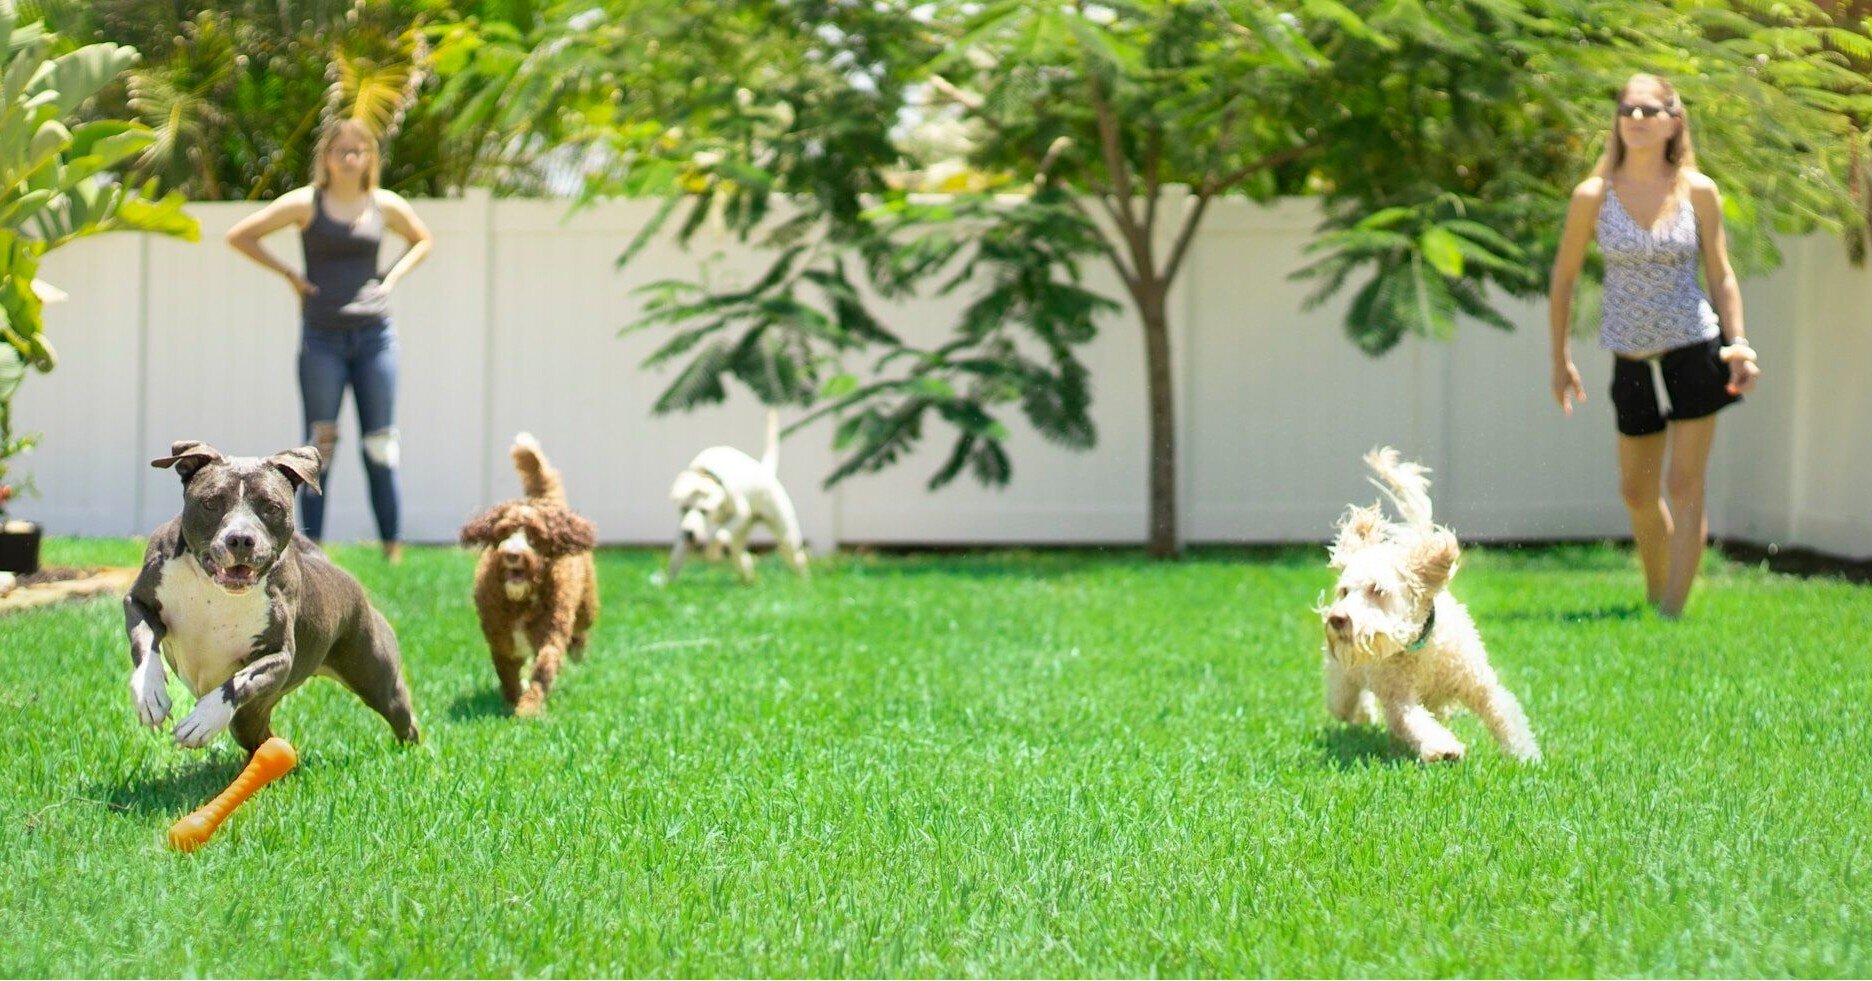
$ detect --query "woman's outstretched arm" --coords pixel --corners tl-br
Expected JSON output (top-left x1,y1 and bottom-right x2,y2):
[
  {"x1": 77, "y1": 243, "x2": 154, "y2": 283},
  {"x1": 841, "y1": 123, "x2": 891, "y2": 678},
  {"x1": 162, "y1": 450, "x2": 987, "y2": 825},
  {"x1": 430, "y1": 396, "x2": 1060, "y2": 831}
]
[{"x1": 1548, "y1": 178, "x2": 1604, "y2": 414}]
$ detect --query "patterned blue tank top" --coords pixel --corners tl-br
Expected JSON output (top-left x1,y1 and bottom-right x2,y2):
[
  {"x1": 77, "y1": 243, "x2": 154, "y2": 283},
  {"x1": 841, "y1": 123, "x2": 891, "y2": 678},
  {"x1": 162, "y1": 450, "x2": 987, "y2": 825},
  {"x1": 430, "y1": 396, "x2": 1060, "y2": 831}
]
[{"x1": 1595, "y1": 184, "x2": 1720, "y2": 355}]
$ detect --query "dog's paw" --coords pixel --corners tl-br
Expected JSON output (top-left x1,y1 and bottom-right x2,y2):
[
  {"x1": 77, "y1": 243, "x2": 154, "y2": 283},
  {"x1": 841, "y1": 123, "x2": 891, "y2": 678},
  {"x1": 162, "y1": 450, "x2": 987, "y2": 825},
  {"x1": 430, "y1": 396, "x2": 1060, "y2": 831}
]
[
  {"x1": 173, "y1": 690, "x2": 234, "y2": 748},
  {"x1": 513, "y1": 689, "x2": 546, "y2": 719},
  {"x1": 1417, "y1": 737, "x2": 1467, "y2": 763},
  {"x1": 129, "y1": 659, "x2": 171, "y2": 729}
]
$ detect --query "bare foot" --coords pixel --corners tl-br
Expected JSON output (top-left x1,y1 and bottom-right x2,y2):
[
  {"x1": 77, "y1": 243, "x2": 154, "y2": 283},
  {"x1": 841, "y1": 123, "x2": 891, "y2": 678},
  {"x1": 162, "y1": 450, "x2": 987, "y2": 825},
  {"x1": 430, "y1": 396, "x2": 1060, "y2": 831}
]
[{"x1": 383, "y1": 541, "x2": 403, "y2": 565}]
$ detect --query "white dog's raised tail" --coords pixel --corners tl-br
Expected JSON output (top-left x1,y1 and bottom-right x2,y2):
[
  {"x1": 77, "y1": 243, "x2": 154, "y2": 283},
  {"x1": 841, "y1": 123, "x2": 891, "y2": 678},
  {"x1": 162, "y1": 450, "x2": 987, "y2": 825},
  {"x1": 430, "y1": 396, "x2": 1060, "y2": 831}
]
[
  {"x1": 762, "y1": 408, "x2": 781, "y2": 474},
  {"x1": 1364, "y1": 446, "x2": 1434, "y2": 531}
]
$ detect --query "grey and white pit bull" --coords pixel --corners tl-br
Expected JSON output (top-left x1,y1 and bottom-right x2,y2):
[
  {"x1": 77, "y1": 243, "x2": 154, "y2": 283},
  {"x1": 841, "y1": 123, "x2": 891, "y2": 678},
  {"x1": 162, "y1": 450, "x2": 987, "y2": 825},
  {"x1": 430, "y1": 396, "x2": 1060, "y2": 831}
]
[{"x1": 123, "y1": 440, "x2": 420, "y2": 754}]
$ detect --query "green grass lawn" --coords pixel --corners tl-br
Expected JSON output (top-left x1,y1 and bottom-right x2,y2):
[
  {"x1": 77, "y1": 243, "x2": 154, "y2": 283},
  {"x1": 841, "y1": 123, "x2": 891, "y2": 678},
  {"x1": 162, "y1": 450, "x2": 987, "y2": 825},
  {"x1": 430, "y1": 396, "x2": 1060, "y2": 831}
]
[{"x1": 2, "y1": 538, "x2": 1868, "y2": 976}]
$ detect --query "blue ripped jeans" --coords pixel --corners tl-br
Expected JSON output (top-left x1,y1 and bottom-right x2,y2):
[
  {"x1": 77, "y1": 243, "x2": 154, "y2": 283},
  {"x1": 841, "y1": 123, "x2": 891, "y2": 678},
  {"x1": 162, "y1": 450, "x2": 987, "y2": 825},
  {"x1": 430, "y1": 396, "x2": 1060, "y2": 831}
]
[{"x1": 297, "y1": 320, "x2": 400, "y2": 542}]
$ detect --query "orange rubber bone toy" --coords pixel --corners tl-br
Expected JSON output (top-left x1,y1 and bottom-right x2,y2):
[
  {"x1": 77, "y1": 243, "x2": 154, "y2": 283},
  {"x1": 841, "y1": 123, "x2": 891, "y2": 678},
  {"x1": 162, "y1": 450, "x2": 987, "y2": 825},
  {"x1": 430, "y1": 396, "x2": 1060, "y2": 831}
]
[{"x1": 167, "y1": 736, "x2": 298, "y2": 852}]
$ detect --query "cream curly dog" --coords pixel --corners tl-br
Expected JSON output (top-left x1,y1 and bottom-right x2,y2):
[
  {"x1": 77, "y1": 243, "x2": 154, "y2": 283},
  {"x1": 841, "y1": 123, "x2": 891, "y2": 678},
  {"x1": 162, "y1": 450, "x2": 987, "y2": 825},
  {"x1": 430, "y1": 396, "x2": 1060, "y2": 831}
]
[{"x1": 1318, "y1": 448, "x2": 1541, "y2": 763}]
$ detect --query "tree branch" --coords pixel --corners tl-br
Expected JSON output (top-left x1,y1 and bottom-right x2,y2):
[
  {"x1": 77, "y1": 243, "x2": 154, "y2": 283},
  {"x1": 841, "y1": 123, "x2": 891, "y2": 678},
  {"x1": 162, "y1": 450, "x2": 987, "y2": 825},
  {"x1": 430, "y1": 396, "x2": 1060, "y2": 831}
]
[
  {"x1": 1067, "y1": 194, "x2": 1140, "y2": 294},
  {"x1": 1162, "y1": 189, "x2": 1215, "y2": 288},
  {"x1": 1203, "y1": 140, "x2": 1319, "y2": 197},
  {"x1": 1143, "y1": 124, "x2": 1163, "y2": 240},
  {"x1": 924, "y1": 72, "x2": 1018, "y2": 148},
  {"x1": 1033, "y1": 135, "x2": 1073, "y2": 191},
  {"x1": 926, "y1": 73, "x2": 984, "y2": 112},
  {"x1": 1089, "y1": 76, "x2": 1140, "y2": 237}
]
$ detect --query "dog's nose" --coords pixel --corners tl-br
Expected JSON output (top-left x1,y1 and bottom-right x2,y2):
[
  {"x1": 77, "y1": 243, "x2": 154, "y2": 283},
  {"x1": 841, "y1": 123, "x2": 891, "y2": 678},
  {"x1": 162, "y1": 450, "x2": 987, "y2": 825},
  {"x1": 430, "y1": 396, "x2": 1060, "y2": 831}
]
[
  {"x1": 1327, "y1": 612, "x2": 1350, "y2": 632},
  {"x1": 224, "y1": 532, "x2": 255, "y2": 555}
]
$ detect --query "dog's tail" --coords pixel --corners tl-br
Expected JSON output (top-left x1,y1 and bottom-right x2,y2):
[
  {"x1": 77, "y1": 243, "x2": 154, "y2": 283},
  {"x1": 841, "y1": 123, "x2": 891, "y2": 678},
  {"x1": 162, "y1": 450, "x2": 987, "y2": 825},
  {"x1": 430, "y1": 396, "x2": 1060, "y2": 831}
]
[
  {"x1": 1364, "y1": 446, "x2": 1434, "y2": 530},
  {"x1": 761, "y1": 407, "x2": 781, "y2": 474},
  {"x1": 511, "y1": 432, "x2": 566, "y2": 504}
]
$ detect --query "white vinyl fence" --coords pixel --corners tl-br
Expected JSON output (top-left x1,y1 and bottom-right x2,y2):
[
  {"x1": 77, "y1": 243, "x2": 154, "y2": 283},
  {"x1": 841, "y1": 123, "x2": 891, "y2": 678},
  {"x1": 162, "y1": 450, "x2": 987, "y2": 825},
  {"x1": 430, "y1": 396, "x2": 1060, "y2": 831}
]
[{"x1": 21, "y1": 189, "x2": 1872, "y2": 558}]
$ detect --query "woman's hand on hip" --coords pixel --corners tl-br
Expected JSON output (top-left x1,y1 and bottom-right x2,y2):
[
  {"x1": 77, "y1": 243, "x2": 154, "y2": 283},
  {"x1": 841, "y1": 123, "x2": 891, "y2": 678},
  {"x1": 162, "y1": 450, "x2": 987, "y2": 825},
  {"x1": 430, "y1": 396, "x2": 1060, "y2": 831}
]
[
  {"x1": 288, "y1": 271, "x2": 318, "y2": 300},
  {"x1": 1552, "y1": 360, "x2": 1586, "y2": 415},
  {"x1": 1721, "y1": 341, "x2": 1760, "y2": 395}
]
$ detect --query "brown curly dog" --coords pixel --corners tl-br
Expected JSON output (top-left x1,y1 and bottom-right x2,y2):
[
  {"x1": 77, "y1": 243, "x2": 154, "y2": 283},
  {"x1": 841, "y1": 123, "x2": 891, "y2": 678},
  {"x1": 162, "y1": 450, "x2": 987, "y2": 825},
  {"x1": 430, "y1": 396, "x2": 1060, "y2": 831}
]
[{"x1": 459, "y1": 433, "x2": 599, "y2": 717}]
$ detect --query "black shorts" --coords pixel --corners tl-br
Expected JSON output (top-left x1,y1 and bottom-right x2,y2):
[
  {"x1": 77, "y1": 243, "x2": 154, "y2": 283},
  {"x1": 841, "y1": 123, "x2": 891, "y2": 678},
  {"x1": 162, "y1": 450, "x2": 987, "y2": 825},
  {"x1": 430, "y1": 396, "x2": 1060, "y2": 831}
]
[{"x1": 1609, "y1": 336, "x2": 1741, "y2": 437}]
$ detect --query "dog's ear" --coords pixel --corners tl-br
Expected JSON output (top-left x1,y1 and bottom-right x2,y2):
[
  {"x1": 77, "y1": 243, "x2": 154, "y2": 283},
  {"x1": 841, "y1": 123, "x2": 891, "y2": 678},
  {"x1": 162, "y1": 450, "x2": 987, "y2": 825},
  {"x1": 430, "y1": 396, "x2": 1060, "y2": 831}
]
[
  {"x1": 1328, "y1": 503, "x2": 1386, "y2": 569},
  {"x1": 267, "y1": 446, "x2": 323, "y2": 496},
  {"x1": 150, "y1": 441, "x2": 223, "y2": 484},
  {"x1": 459, "y1": 503, "x2": 510, "y2": 548},
  {"x1": 669, "y1": 470, "x2": 705, "y2": 506},
  {"x1": 538, "y1": 506, "x2": 597, "y2": 557},
  {"x1": 1408, "y1": 527, "x2": 1461, "y2": 597}
]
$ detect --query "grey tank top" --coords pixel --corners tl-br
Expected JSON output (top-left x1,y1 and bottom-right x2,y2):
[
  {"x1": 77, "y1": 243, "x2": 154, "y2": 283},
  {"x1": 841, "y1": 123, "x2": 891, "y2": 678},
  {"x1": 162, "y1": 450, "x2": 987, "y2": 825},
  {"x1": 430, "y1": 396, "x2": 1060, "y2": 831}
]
[
  {"x1": 1595, "y1": 184, "x2": 1719, "y2": 355},
  {"x1": 301, "y1": 189, "x2": 390, "y2": 329}
]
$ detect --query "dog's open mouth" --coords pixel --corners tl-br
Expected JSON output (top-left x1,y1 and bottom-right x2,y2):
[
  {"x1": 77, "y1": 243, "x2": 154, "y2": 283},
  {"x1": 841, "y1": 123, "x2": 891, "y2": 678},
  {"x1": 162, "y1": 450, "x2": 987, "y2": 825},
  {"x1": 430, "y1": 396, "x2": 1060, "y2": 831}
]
[
  {"x1": 503, "y1": 572, "x2": 532, "y2": 601},
  {"x1": 207, "y1": 560, "x2": 261, "y2": 592}
]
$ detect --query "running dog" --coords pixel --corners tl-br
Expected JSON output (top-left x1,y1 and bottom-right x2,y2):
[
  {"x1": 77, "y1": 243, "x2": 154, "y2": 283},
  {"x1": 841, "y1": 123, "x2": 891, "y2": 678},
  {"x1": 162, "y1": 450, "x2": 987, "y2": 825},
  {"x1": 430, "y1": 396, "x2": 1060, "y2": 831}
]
[
  {"x1": 459, "y1": 433, "x2": 599, "y2": 717},
  {"x1": 1317, "y1": 447, "x2": 1540, "y2": 763},
  {"x1": 666, "y1": 410, "x2": 809, "y2": 584},
  {"x1": 124, "y1": 441, "x2": 420, "y2": 754}
]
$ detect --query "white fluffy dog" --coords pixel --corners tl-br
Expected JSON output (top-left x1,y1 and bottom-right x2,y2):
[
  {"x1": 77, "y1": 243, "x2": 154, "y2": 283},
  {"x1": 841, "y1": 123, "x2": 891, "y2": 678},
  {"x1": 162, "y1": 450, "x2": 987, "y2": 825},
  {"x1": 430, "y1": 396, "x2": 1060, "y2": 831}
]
[
  {"x1": 1318, "y1": 448, "x2": 1540, "y2": 763},
  {"x1": 666, "y1": 410, "x2": 809, "y2": 584}
]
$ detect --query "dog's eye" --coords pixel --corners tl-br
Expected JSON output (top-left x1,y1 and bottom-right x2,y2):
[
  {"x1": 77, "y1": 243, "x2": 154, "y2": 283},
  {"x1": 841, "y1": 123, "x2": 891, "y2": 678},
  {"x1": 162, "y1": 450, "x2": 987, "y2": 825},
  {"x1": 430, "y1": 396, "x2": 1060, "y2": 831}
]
[
  {"x1": 1368, "y1": 585, "x2": 1387, "y2": 599},
  {"x1": 1336, "y1": 586, "x2": 1348, "y2": 598},
  {"x1": 201, "y1": 496, "x2": 225, "y2": 512}
]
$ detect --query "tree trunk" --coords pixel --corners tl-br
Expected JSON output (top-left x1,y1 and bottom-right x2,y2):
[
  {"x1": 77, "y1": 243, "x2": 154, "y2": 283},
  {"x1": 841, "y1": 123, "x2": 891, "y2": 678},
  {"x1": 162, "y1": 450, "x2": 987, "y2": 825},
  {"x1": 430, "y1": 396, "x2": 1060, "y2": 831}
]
[{"x1": 1139, "y1": 287, "x2": 1179, "y2": 558}]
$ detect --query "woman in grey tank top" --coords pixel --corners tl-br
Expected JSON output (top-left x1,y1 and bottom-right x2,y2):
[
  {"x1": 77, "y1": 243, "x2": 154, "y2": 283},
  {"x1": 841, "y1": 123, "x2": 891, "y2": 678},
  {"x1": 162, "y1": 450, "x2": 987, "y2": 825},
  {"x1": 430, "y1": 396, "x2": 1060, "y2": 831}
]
[
  {"x1": 226, "y1": 119, "x2": 434, "y2": 562},
  {"x1": 1547, "y1": 74, "x2": 1760, "y2": 618}
]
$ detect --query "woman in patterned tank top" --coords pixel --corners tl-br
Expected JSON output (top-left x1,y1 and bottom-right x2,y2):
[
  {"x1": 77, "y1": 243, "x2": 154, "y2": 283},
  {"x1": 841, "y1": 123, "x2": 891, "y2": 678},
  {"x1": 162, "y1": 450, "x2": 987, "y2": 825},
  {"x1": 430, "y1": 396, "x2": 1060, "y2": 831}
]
[
  {"x1": 226, "y1": 119, "x2": 434, "y2": 563},
  {"x1": 1547, "y1": 74, "x2": 1760, "y2": 618}
]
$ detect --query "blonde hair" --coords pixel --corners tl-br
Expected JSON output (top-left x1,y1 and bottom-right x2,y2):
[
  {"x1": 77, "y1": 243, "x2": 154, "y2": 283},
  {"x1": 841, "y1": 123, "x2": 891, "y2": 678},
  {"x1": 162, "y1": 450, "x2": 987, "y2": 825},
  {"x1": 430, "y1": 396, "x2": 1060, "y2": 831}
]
[
  {"x1": 310, "y1": 118, "x2": 381, "y2": 193},
  {"x1": 1589, "y1": 73, "x2": 1698, "y2": 212}
]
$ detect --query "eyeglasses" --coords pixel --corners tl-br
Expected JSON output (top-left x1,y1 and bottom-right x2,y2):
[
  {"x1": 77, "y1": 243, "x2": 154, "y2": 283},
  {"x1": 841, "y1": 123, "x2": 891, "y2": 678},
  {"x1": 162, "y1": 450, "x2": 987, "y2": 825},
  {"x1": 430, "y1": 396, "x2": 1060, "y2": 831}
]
[{"x1": 1618, "y1": 103, "x2": 1678, "y2": 120}]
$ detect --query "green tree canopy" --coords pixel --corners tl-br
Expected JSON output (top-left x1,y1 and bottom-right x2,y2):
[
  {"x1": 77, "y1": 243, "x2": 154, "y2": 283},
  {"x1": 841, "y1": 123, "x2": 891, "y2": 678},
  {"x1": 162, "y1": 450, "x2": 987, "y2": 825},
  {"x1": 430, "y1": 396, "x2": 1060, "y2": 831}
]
[
  {"x1": 556, "y1": 0, "x2": 1863, "y2": 555},
  {"x1": 32, "y1": 0, "x2": 561, "y2": 198},
  {"x1": 2, "y1": 0, "x2": 198, "y2": 501}
]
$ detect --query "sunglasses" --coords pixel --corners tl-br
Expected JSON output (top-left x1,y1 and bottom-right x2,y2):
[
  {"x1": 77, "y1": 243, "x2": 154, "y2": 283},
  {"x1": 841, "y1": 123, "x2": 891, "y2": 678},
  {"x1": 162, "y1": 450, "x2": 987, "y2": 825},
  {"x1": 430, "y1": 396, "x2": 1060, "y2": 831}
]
[{"x1": 1618, "y1": 103, "x2": 1679, "y2": 120}]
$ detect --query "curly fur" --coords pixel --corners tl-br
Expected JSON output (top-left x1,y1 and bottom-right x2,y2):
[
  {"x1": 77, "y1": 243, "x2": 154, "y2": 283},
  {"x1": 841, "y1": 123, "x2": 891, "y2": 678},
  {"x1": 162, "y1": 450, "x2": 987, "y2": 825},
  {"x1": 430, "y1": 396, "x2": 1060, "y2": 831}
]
[
  {"x1": 1317, "y1": 447, "x2": 1540, "y2": 763},
  {"x1": 459, "y1": 433, "x2": 599, "y2": 717}
]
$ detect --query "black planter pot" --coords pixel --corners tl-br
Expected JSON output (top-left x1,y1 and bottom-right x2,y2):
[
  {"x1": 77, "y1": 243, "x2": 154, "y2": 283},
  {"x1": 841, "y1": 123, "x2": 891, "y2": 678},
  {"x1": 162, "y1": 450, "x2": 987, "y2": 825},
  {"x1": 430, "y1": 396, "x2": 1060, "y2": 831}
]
[{"x1": 0, "y1": 520, "x2": 42, "y2": 575}]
